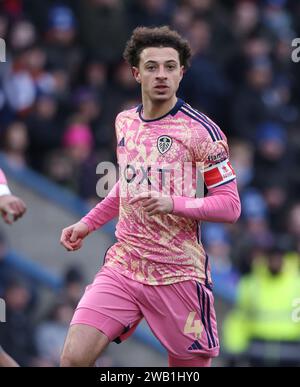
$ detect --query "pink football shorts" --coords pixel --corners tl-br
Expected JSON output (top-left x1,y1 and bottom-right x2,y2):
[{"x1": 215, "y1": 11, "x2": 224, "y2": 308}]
[{"x1": 71, "y1": 265, "x2": 219, "y2": 360}]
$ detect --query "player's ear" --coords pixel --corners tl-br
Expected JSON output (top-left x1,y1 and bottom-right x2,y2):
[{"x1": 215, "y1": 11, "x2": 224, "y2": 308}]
[
  {"x1": 179, "y1": 66, "x2": 184, "y2": 81},
  {"x1": 132, "y1": 67, "x2": 141, "y2": 83}
]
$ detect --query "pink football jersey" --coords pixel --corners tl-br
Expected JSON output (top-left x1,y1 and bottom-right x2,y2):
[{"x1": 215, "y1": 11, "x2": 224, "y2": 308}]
[{"x1": 103, "y1": 99, "x2": 236, "y2": 286}]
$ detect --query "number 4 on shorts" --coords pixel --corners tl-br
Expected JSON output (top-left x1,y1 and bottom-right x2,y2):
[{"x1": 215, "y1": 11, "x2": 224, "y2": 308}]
[{"x1": 184, "y1": 311, "x2": 203, "y2": 339}]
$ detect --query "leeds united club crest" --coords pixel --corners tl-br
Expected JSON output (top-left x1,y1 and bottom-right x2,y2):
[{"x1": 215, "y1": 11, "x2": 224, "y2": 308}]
[{"x1": 157, "y1": 135, "x2": 172, "y2": 154}]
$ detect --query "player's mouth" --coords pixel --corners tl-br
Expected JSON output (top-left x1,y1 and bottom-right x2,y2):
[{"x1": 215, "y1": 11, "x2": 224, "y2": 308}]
[{"x1": 154, "y1": 85, "x2": 169, "y2": 91}]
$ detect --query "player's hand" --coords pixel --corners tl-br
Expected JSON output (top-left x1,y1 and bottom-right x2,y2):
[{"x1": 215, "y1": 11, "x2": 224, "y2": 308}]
[
  {"x1": 129, "y1": 192, "x2": 173, "y2": 216},
  {"x1": 0, "y1": 195, "x2": 26, "y2": 224},
  {"x1": 60, "y1": 221, "x2": 89, "y2": 252}
]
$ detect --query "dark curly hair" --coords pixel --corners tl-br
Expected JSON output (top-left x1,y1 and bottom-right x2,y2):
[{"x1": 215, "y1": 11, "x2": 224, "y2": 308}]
[{"x1": 123, "y1": 26, "x2": 192, "y2": 70}]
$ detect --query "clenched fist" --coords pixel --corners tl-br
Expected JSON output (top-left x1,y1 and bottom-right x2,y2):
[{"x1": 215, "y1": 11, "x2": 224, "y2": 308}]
[
  {"x1": 60, "y1": 221, "x2": 89, "y2": 251},
  {"x1": 0, "y1": 194, "x2": 26, "y2": 224}
]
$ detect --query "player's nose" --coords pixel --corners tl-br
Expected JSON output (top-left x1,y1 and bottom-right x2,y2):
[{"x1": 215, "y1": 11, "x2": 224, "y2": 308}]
[{"x1": 156, "y1": 65, "x2": 167, "y2": 79}]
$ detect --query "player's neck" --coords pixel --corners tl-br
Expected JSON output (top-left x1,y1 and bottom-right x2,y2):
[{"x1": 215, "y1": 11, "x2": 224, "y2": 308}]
[{"x1": 141, "y1": 95, "x2": 178, "y2": 120}]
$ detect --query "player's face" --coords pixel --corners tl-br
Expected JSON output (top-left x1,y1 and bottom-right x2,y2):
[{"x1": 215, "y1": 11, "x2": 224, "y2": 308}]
[{"x1": 132, "y1": 47, "x2": 184, "y2": 102}]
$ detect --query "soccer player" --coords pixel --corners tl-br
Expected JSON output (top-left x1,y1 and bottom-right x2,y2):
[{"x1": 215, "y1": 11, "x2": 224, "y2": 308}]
[
  {"x1": 60, "y1": 26, "x2": 241, "y2": 367},
  {"x1": 0, "y1": 168, "x2": 26, "y2": 367}
]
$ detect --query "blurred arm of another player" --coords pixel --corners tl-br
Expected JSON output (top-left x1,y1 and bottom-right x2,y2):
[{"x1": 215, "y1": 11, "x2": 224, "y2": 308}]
[
  {"x1": 60, "y1": 181, "x2": 120, "y2": 251},
  {"x1": 0, "y1": 169, "x2": 26, "y2": 224}
]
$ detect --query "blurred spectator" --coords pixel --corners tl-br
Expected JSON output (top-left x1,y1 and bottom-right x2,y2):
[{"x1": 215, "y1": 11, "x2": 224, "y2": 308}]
[
  {"x1": 104, "y1": 61, "x2": 139, "y2": 142},
  {"x1": 62, "y1": 122, "x2": 94, "y2": 164},
  {"x1": 0, "y1": 278, "x2": 37, "y2": 366},
  {"x1": 232, "y1": 1, "x2": 261, "y2": 39},
  {"x1": 128, "y1": 0, "x2": 173, "y2": 29},
  {"x1": 35, "y1": 301, "x2": 74, "y2": 366},
  {"x1": 263, "y1": 181, "x2": 289, "y2": 233},
  {"x1": 241, "y1": 188, "x2": 271, "y2": 244},
  {"x1": 262, "y1": 0, "x2": 294, "y2": 39},
  {"x1": 1, "y1": 121, "x2": 29, "y2": 168},
  {"x1": 26, "y1": 93, "x2": 61, "y2": 171},
  {"x1": 231, "y1": 188, "x2": 274, "y2": 270},
  {"x1": 230, "y1": 139, "x2": 254, "y2": 191},
  {"x1": 223, "y1": 244, "x2": 300, "y2": 367},
  {"x1": 43, "y1": 149, "x2": 74, "y2": 189},
  {"x1": 3, "y1": 44, "x2": 54, "y2": 116},
  {"x1": 226, "y1": 33, "x2": 272, "y2": 88},
  {"x1": 82, "y1": 59, "x2": 108, "y2": 97},
  {"x1": 45, "y1": 4, "x2": 82, "y2": 83},
  {"x1": 46, "y1": 119, "x2": 101, "y2": 201},
  {"x1": 232, "y1": 56, "x2": 274, "y2": 141},
  {"x1": 72, "y1": 87, "x2": 102, "y2": 127},
  {"x1": 9, "y1": 19, "x2": 36, "y2": 52},
  {"x1": 171, "y1": 5, "x2": 193, "y2": 37},
  {"x1": 253, "y1": 122, "x2": 292, "y2": 191},
  {"x1": 77, "y1": 0, "x2": 129, "y2": 63},
  {"x1": 34, "y1": 265, "x2": 85, "y2": 365},
  {"x1": 203, "y1": 223, "x2": 232, "y2": 274},
  {"x1": 179, "y1": 17, "x2": 230, "y2": 120},
  {"x1": 62, "y1": 265, "x2": 85, "y2": 309}
]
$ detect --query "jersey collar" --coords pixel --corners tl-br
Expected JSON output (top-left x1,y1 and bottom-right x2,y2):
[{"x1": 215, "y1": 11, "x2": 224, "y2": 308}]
[{"x1": 136, "y1": 98, "x2": 184, "y2": 122}]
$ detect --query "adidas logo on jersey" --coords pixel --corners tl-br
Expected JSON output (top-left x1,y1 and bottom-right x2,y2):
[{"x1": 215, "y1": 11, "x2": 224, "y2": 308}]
[{"x1": 118, "y1": 137, "x2": 125, "y2": 146}]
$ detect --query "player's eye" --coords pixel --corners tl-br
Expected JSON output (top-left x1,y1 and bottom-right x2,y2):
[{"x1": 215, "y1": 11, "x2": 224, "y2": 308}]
[
  {"x1": 147, "y1": 65, "x2": 155, "y2": 71},
  {"x1": 166, "y1": 64, "x2": 176, "y2": 70}
]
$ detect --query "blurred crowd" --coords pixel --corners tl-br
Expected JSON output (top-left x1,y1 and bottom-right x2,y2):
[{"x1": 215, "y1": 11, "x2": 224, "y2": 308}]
[
  {"x1": 0, "y1": 251, "x2": 86, "y2": 366},
  {"x1": 0, "y1": 0, "x2": 300, "y2": 366}
]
